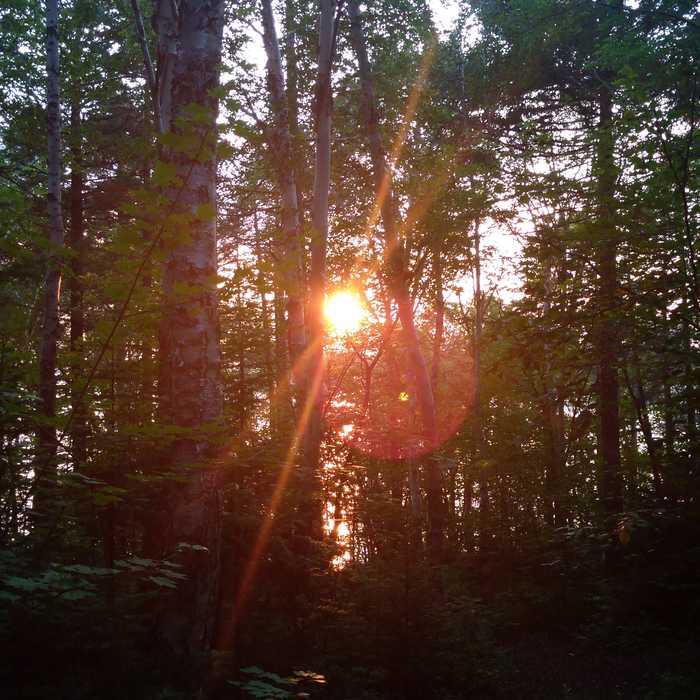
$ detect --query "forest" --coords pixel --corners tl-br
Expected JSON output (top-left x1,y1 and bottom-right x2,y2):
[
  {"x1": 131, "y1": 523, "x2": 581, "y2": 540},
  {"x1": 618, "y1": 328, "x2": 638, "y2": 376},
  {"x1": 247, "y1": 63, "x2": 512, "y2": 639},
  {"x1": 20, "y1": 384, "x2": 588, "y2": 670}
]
[{"x1": 0, "y1": 0, "x2": 699, "y2": 698}]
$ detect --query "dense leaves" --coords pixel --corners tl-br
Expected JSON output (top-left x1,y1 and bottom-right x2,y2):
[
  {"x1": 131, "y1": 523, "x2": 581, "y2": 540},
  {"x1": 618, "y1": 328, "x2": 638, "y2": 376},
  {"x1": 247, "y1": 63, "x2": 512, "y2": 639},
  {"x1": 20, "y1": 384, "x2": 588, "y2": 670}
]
[{"x1": 0, "y1": 0, "x2": 699, "y2": 698}]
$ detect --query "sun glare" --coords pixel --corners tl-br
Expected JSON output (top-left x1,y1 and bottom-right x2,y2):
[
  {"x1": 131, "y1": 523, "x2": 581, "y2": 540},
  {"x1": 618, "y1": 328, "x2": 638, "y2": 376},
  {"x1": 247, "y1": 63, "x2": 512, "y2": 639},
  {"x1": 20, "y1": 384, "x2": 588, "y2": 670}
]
[{"x1": 324, "y1": 290, "x2": 365, "y2": 336}]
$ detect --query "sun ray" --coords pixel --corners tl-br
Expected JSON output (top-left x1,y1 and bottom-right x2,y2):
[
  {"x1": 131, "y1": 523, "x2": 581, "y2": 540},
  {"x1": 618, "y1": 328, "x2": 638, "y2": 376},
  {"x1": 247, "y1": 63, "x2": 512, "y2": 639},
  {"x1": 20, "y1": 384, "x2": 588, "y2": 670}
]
[
  {"x1": 324, "y1": 290, "x2": 365, "y2": 336},
  {"x1": 216, "y1": 337, "x2": 325, "y2": 651}
]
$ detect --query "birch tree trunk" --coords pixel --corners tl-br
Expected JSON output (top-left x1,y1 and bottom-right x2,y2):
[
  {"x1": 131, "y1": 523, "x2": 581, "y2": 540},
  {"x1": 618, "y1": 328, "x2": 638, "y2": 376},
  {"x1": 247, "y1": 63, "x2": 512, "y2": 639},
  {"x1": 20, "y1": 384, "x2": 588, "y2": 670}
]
[
  {"x1": 36, "y1": 0, "x2": 64, "y2": 511},
  {"x1": 157, "y1": 0, "x2": 225, "y2": 654},
  {"x1": 348, "y1": 0, "x2": 444, "y2": 557}
]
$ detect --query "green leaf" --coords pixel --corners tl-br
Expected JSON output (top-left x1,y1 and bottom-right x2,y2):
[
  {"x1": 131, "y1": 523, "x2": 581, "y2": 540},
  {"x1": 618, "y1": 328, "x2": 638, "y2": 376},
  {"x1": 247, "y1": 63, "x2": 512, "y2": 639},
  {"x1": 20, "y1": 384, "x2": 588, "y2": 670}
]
[
  {"x1": 60, "y1": 590, "x2": 95, "y2": 601},
  {"x1": 61, "y1": 564, "x2": 118, "y2": 576},
  {"x1": 152, "y1": 160, "x2": 178, "y2": 187},
  {"x1": 3, "y1": 575, "x2": 47, "y2": 592},
  {"x1": 148, "y1": 576, "x2": 178, "y2": 589}
]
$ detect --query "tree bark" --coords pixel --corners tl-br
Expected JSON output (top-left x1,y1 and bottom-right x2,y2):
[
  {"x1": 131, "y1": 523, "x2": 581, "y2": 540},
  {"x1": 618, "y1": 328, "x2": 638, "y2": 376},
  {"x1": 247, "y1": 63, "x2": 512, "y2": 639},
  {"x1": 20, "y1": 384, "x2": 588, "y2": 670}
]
[
  {"x1": 682, "y1": 313, "x2": 698, "y2": 472},
  {"x1": 273, "y1": 262, "x2": 294, "y2": 433},
  {"x1": 595, "y1": 84, "x2": 624, "y2": 516},
  {"x1": 129, "y1": 0, "x2": 160, "y2": 131},
  {"x1": 624, "y1": 364, "x2": 663, "y2": 497},
  {"x1": 69, "y1": 96, "x2": 86, "y2": 471},
  {"x1": 36, "y1": 0, "x2": 64, "y2": 512},
  {"x1": 471, "y1": 222, "x2": 490, "y2": 548},
  {"x1": 260, "y1": 0, "x2": 307, "y2": 388},
  {"x1": 153, "y1": 0, "x2": 178, "y2": 134},
  {"x1": 252, "y1": 207, "x2": 278, "y2": 438},
  {"x1": 431, "y1": 242, "x2": 444, "y2": 394},
  {"x1": 157, "y1": 0, "x2": 225, "y2": 654},
  {"x1": 300, "y1": 0, "x2": 336, "y2": 541},
  {"x1": 541, "y1": 258, "x2": 568, "y2": 527},
  {"x1": 284, "y1": 0, "x2": 306, "y2": 226}
]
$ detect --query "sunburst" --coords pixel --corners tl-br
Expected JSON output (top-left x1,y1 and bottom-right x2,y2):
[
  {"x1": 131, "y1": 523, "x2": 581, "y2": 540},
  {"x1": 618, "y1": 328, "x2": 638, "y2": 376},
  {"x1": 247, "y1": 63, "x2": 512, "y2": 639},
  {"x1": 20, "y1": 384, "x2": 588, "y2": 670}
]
[{"x1": 324, "y1": 290, "x2": 365, "y2": 336}]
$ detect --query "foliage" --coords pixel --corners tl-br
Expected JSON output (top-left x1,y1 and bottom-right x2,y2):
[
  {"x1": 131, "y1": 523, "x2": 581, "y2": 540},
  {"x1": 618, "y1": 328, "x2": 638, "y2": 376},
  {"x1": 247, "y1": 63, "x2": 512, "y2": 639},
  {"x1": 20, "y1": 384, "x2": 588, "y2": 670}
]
[{"x1": 0, "y1": 0, "x2": 699, "y2": 698}]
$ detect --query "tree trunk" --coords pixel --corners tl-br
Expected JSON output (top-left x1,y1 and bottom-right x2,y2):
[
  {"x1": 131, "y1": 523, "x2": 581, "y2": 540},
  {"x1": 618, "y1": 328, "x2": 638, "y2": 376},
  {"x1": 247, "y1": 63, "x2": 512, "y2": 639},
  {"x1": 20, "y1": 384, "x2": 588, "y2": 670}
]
[
  {"x1": 284, "y1": 0, "x2": 306, "y2": 227},
  {"x1": 431, "y1": 242, "x2": 444, "y2": 395},
  {"x1": 624, "y1": 364, "x2": 663, "y2": 497},
  {"x1": 623, "y1": 410, "x2": 639, "y2": 500},
  {"x1": 300, "y1": 0, "x2": 336, "y2": 540},
  {"x1": 129, "y1": 0, "x2": 160, "y2": 131},
  {"x1": 462, "y1": 465, "x2": 473, "y2": 551},
  {"x1": 153, "y1": 0, "x2": 178, "y2": 133},
  {"x1": 260, "y1": 0, "x2": 307, "y2": 390},
  {"x1": 69, "y1": 96, "x2": 86, "y2": 471},
  {"x1": 682, "y1": 313, "x2": 698, "y2": 472},
  {"x1": 157, "y1": 0, "x2": 225, "y2": 655},
  {"x1": 595, "y1": 84, "x2": 624, "y2": 516},
  {"x1": 36, "y1": 0, "x2": 64, "y2": 513},
  {"x1": 471, "y1": 222, "x2": 490, "y2": 549},
  {"x1": 348, "y1": 0, "x2": 444, "y2": 558},
  {"x1": 252, "y1": 207, "x2": 278, "y2": 438},
  {"x1": 273, "y1": 263, "x2": 294, "y2": 434},
  {"x1": 541, "y1": 259, "x2": 567, "y2": 527}
]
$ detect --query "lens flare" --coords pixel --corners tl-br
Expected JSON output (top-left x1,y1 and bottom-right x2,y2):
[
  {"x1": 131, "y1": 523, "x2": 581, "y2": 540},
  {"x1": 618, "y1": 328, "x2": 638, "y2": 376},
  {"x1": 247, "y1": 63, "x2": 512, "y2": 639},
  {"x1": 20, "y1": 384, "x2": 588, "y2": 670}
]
[{"x1": 324, "y1": 291, "x2": 365, "y2": 336}]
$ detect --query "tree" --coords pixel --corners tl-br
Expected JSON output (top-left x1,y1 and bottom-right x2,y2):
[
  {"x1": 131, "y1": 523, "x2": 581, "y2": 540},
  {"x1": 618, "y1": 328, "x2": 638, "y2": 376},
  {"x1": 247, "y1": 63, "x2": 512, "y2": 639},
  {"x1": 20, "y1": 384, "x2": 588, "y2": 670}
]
[
  {"x1": 35, "y1": 0, "x2": 64, "y2": 514},
  {"x1": 155, "y1": 0, "x2": 226, "y2": 654},
  {"x1": 302, "y1": 0, "x2": 337, "y2": 542},
  {"x1": 348, "y1": 0, "x2": 446, "y2": 557}
]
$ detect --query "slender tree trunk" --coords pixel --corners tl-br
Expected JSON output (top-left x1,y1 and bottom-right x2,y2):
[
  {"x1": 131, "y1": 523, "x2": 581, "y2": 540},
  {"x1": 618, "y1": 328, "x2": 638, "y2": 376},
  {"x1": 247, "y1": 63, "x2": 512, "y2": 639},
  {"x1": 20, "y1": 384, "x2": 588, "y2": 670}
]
[
  {"x1": 300, "y1": 0, "x2": 337, "y2": 540},
  {"x1": 408, "y1": 457, "x2": 422, "y2": 544},
  {"x1": 253, "y1": 208, "x2": 277, "y2": 438},
  {"x1": 683, "y1": 314, "x2": 698, "y2": 471},
  {"x1": 541, "y1": 260, "x2": 567, "y2": 527},
  {"x1": 153, "y1": 0, "x2": 178, "y2": 133},
  {"x1": 36, "y1": 0, "x2": 64, "y2": 512},
  {"x1": 129, "y1": 0, "x2": 160, "y2": 131},
  {"x1": 126, "y1": 2, "x2": 161, "y2": 436},
  {"x1": 235, "y1": 239, "x2": 247, "y2": 433},
  {"x1": 431, "y1": 243, "x2": 444, "y2": 395},
  {"x1": 625, "y1": 364, "x2": 663, "y2": 497},
  {"x1": 157, "y1": 0, "x2": 225, "y2": 654},
  {"x1": 284, "y1": 0, "x2": 306, "y2": 227},
  {"x1": 660, "y1": 312, "x2": 676, "y2": 474},
  {"x1": 543, "y1": 389, "x2": 567, "y2": 526},
  {"x1": 69, "y1": 96, "x2": 86, "y2": 471},
  {"x1": 471, "y1": 222, "x2": 490, "y2": 548},
  {"x1": 595, "y1": 83, "x2": 624, "y2": 516},
  {"x1": 661, "y1": 364, "x2": 676, "y2": 477},
  {"x1": 624, "y1": 410, "x2": 639, "y2": 500},
  {"x1": 462, "y1": 464, "x2": 473, "y2": 551},
  {"x1": 273, "y1": 265, "x2": 294, "y2": 433},
  {"x1": 260, "y1": 0, "x2": 307, "y2": 388},
  {"x1": 348, "y1": 0, "x2": 444, "y2": 557}
]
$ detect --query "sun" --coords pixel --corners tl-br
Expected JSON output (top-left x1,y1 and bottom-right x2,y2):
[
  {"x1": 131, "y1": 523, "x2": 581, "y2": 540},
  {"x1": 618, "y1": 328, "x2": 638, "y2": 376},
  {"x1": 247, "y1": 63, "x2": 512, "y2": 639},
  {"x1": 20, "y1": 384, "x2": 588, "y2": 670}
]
[{"x1": 324, "y1": 290, "x2": 365, "y2": 336}]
